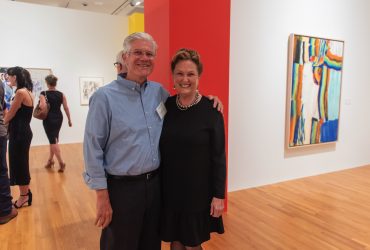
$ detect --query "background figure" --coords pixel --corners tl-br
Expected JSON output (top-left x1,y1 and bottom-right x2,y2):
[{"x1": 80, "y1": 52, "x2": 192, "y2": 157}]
[
  {"x1": 39, "y1": 74, "x2": 72, "y2": 173},
  {"x1": 114, "y1": 50, "x2": 127, "y2": 78},
  {"x1": 160, "y1": 48, "x2": 226, "y2": 250},
  {"x1": 0, "y1": 81, "x2": 18, "y2": 224},
  {"x1": 0, "y1": 67, "x2": 15, "y2": 110},
  {"x1": 4, "y1": 67, "x2": 34, "y2": 209}
]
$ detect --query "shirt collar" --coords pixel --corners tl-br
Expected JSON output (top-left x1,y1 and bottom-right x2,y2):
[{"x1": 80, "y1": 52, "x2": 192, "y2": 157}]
[
  {"x1": 118, "y1": 76, "x2": 148, "y2": 92},
  {"x1": 118, "y1": 72, "x2": 127, "y2": 78}
]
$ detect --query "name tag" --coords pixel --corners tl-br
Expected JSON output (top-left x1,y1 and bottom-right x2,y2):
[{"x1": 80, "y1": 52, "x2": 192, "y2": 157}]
[{"x1": 156, "y1": 101, "x2": 167, "y2": 120}]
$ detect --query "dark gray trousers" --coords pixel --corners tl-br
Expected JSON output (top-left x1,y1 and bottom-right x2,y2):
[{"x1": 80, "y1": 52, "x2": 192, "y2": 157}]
[{"x1": 100, "y1": 174, "x2": 161, "y2": 250}]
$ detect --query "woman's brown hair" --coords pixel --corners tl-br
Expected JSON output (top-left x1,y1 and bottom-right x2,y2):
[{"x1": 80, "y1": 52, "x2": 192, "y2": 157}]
[
  {"x1": 171, "y1": 48, "x2": 203, "y2": 76},
  {"x1": 45, "y1": 74, "x2": 58, "y2": 87}
]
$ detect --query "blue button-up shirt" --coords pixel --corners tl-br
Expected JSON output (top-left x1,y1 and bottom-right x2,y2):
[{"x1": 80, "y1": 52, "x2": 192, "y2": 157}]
[{"x1": 83, "y1": 76, "x2": 169, "y2": 190}]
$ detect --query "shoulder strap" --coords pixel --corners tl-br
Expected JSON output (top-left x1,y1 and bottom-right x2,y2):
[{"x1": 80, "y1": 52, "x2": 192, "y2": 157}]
[{"x1": 25, "y1": 89, "x2": 33, "y2": 106}]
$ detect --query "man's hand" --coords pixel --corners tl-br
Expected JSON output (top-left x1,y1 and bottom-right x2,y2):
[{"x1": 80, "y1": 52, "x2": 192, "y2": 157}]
[
  {"x1": 95, "y1": 189, "x2": 113, "y2": 228},
  {"x1": 207, "y1": 95, "x2": 223, "y2": 113},
  {"x1": 210, "y1": 197, "x2": 224, "y2": 217}
]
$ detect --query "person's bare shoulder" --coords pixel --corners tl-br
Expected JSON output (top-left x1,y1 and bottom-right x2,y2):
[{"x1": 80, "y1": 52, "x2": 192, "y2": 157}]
[{"x1": 15, "y1": 88, "x2": 28, "y2": 97}]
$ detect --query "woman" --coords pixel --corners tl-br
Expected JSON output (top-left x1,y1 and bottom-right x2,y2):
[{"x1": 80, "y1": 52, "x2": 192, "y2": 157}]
[
  {"x1": 4, "y1": 67, "x2": 34, "y2": 209},
  {"x1": 39, "y1": 74, "x2": 72, "y2": 172},
  {"x1": 160, "y1": 49, "x2": 226, "y2": 250}
]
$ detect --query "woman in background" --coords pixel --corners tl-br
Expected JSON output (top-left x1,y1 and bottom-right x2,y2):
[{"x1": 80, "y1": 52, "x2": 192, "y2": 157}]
[
  {"x1": 39, "y1": 74, "x2": 72, "y2": 172},
  {"x1": 4, "y1": 67, "x2": 34, "y2": 209},
  {"x1": 160, "y1": 49, "x2": 226, "y2": 250}
]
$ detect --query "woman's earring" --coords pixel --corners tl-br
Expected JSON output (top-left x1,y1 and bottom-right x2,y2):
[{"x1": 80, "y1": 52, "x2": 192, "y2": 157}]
[{"x1": 173, "y1": 85, "x2": 176, "y2": 90}]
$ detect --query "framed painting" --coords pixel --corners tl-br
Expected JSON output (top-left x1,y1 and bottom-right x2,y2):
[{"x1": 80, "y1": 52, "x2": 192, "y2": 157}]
[
  {"x1": 27, "y1": 68, "x2": 52, "y2": 99},
  {"x1": 286, "y1": 34, "x2": 344, "y2": 147},
  {"x1": 79, "y1": 77, "x2": 104, "y2": 106}
]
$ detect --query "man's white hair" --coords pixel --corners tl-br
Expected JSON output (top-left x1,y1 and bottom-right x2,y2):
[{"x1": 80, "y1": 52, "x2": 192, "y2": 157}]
[{"x1": 123, "y1": 32, "x2": 158, "y2": 54}]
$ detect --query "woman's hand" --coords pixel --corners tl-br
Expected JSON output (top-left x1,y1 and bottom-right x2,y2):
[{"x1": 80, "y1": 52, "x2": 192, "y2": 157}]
[
  {"x1": 210, "y1": 197, "x2": 224, "y2": 217},
  {"x1": 68, "y1": 120, "x2": 72, "y2": 127},
  {"x1": 207, "y1": 95, "x2": 223, "y2": 113}
]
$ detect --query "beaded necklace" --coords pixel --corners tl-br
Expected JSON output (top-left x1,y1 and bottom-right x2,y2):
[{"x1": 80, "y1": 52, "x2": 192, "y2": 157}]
[{"x1": 176, "y1": 92, "x2": 201, "y2": 111}]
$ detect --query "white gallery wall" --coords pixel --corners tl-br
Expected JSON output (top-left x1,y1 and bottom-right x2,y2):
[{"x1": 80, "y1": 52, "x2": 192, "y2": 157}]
[
  {"x1": 0, "y1": 0, "x2": 128, "y2": 145},
  {"x1": 2, "y1": 0, "x2": 370, "y2": 192},
  {"x1": 228, "y1": 0, "x2": 370, "y2": 191}
]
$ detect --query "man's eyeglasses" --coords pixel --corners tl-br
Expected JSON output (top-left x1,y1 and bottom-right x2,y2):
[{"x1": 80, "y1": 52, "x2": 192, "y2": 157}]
[
  {"x1": 114, "y1": 62, "x2": 122, "y2": 67},
  {"x1": 128, "y1": 50, "x2": 155, "y2": 59}
]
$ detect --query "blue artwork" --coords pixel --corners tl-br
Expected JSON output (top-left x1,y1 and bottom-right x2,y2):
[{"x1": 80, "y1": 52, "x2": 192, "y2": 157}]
[{"x1": 287, "y1": 34, "x2": 344, "y2": 147}]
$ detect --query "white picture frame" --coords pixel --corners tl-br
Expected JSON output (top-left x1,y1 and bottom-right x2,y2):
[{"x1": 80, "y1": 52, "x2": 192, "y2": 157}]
[
  {"x1": 27, "y1": 68, "x2": 52, "y2": 101},
  {"x1": 79, "y1": 77, "x2": 104, "y2": 106}
]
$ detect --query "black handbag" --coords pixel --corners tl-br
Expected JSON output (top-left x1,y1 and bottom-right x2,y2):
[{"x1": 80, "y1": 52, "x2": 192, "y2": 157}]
[{"x1": 33, "y1": 92, "x2": 50, "y2": 120}]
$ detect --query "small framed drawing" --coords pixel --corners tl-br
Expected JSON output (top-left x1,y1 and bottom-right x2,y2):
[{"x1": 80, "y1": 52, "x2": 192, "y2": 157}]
[
  {"x1": 79, "y1": 77, "x2": 104, "y2": 106},
  {"x1": 286, "y1": 34, "x2": 344, "y2": 148}
]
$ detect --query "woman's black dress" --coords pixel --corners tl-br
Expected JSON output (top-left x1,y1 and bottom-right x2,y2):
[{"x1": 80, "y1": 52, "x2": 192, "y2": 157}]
[
  {"x1": 9, "y1": 103, "x2": 33, "y2": 186},
  {"x1": 159, "y1": 96, "x2": 226, "y2": 247},
  {"x1": 41, "y1": 90, "x2": 63, "y2": 144}
]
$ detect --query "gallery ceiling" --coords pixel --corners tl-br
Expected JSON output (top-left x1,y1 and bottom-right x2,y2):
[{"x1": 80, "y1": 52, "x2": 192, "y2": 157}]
[{"x1": 10, "y1": 0, "x2": 143, "y2": 16}]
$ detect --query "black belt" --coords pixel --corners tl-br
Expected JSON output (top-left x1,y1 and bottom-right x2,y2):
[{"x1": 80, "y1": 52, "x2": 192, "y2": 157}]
[{"x1": 106, "y1": 168, "x2": 159, "y2": 181}]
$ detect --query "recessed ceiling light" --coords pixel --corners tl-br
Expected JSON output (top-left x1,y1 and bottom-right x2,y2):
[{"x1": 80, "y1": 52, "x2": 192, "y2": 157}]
[{"x1": 130, "y1": 0, "x2": 143, "y2": 7}]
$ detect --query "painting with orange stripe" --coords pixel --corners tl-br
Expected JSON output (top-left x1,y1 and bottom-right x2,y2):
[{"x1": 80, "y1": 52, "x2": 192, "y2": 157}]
[{"x1": 286, "y1": 34, "x2": 344, "y2": 147}]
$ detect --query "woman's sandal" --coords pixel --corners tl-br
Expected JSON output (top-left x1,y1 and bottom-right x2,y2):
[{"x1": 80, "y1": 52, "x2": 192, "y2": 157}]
[
  {"x1": 58, "y1": 163, "x2": 66, "y2": 173},
  {"x1": 14, "y1": 190, "x2": 32, "y2": 208},
  {"x1": 44, "y1": 159, "x2": 55, "y2": 168}
]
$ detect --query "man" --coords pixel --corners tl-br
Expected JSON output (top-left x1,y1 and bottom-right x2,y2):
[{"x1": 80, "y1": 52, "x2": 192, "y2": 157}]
[
  {"x1": 114, "y1": 50, "x2": 127, "y2": 78},
  {"x1": 83, "y1": 32, "x2": 222, "y2": 250},
  {"x1": 0, "y1": 68, "x2": 13, "y2": 110},
  {"x1": 0, "y1": 81, "x2": 18, "y2": 225}
]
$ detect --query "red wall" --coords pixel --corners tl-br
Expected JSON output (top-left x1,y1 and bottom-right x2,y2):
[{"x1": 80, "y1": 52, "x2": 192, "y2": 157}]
[
  {"x1": 144, "y1": 0, "x2": 171, "y2": 89},
  {"x1": 145, "y1": 0, "x2": 230, "y2": 209}
]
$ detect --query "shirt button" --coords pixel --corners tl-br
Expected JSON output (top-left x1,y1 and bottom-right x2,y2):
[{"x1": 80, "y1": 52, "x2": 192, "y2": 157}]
[{"x1": 148, "y1": 126, "x2": 152, "y2": 129}]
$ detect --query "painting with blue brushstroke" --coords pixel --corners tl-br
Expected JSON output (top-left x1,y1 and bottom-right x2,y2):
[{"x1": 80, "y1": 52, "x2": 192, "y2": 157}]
[{"x1": 286, "y1": 34, "x2": 344, "y2": 147}]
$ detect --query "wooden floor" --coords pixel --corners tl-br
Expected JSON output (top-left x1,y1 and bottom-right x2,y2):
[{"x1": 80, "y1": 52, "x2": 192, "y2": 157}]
[{"x1": 1, "y1": 143, "x2": 370, "y2": 250}]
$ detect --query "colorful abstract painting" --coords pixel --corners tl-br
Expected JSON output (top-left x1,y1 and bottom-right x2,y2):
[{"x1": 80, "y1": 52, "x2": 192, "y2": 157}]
[{"x1": 287, "y1": 34, "x2": 344, "y2": 147}]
